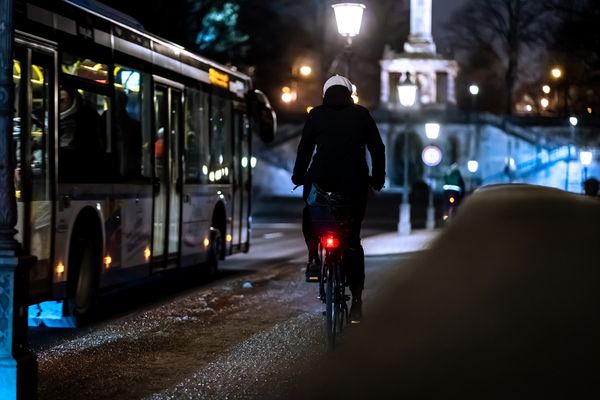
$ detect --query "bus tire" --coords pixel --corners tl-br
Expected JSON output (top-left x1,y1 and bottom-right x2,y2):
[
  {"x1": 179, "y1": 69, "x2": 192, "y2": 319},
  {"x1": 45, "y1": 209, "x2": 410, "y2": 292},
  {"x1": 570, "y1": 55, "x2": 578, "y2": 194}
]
[{"x1": 67, "y1": 228, "x2": 101, "y2": 324}]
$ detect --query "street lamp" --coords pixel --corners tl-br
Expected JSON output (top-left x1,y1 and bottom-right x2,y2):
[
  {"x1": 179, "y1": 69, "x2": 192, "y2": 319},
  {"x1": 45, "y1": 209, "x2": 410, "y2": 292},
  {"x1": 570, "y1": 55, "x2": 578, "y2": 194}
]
[
  {"x1": 469, "y1": 84, "x2": 479, "y2": 96},
  {"x1": 542, "y1": 85, "x2": 551, "y2": 94},
  {"x1": 397, "y1": 73, "x2": 417, "y2": 235},
  {"x1": 467, "y1": 160, "x2": 479, "y2": 192},
  {"x1": 422, "y1": 144, "x2": 442, "y2": 230},
  {"x1": 467, "y1": 160, "x2": 479, "y2": 174},
  {"x1": 332, "y1": 3, "x2": 365, "y2": 79},
  {"x1": 551, "y1": 67, "x2": 562, "y2": 79},
  {"x1": 565, "y1": 116, "x2": 579, "y2": 191},
  {"x1": 580, "y1": 150, "x2": 593, "y2": 182},
  {"x1": 425, "y1": 122, "x2": 440, "y2": 140}
]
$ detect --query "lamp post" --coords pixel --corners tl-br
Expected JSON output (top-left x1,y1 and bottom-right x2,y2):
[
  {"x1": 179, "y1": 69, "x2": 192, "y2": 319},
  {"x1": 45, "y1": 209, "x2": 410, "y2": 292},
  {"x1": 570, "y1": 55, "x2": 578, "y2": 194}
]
[
  {"x1": 580, "y1": 150, "x2": 592, "y2": 183},
  {"x1": 422, "y1": 122, "x2": 442, "y2": 230},
  {"x1": 332, "y1": 3, "x2": 365, "y2": 79},
  {"x1": 467, "y1": 159, "x2": 479, "y2": 191},
  {"x1": 397, "y1": 73, "x2": 417, "y2": 235},
  {"x1": 565, "y1": 116, "x2": 578, "y2": 191},
  {"x1": 1, "y1": 0, "x2": 37, "y2": 398}
]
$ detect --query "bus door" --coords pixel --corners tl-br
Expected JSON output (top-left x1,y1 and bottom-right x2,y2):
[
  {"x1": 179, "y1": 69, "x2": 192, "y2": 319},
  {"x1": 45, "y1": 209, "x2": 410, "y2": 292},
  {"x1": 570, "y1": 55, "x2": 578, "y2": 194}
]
[
  {"x1": 13, "y1": 41, "x2": 56, "y2": 300},
  {"x1": 233, "y1": 108, "x2": 251, "y2": 250},
  {"x1": 152, "y1": 81, "x2": 183, "y2": 270}
]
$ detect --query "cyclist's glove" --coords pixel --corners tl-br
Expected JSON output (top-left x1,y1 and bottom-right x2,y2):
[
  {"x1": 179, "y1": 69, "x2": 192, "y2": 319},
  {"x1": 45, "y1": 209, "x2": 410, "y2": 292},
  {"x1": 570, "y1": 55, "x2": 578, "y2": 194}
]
[
  {"x1": 369, "y1": 176, "x2": 385, "y2": 191},
  {"x1": 291, "y1": 173, "x2": 305, "y2": 186}
]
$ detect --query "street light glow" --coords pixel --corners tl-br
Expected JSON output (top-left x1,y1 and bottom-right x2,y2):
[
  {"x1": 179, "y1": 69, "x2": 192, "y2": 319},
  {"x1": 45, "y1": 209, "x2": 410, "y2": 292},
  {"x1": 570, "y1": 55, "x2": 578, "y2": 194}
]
[
  {"x1": 525, "y1": 104, "x2": 533, "y2": 112},
  {"x1": 332, "y1": 3, "x2": 366, "y2": 38},
  {"x1": 299, "y1": 65, "x2": 312, "y2": 76},
  {"x1": 469, "y1": 84, "x2": 479, "y2": 96},
  {"x1": 467, "y1": 160, "x2": 479, "y2": 173},
  {"x1": 551, "y1": 67, "x2": 562, "y2": 79},
  {"x1": 281, "y1": 92, "x2": 293, "y2": 103},
  {"x1": 540, "y1": 98, "x2": 549, "y2": 109},
  {"x1": 425, "y1": 123, "x2": 440, "y2": 140},
  {"x1": 569, "y1": 116, "x2": 578, "y2": 127},
  {"x1": 542, "y1": 85, "x2": 551, "y2": 94},
  {"x1": 580, "y1": 150, "x2": 593, "y2": 166}
]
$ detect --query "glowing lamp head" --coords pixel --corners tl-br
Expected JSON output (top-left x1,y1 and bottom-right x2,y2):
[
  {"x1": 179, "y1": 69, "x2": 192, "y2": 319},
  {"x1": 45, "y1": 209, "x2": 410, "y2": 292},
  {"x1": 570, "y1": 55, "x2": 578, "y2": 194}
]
[
  {"x1": 332, "y1": 3, "x2": 366, "y2": 37},
  {"x1": 449, "y1": 197, "x2": 455, "y2": 204},
  {"x1": 580, "y1": 150, "x2": 593, "y2": 166},
  {"x1": 299, "y1": 65, "x2": 312, "y2": 76},
  {"x1": 469, "y1": 84, "x2": 479, "y2": 96},
  {"x1": 569, "y1": 116, "x2": 578, "y2": 127},
  {"x1": 56, "y1": 261, "x2": 65, "y2": 275},
  {"x1": 144, "y1": 247, "x2": 151, "y2": 261},
  {"x1": 321, "y1": 234, "x2": 340, "y2": 249},
  {"x1": 104, "y1": 255, "x2": 112, "y2": 268},
  {"x1": 397, "y1": 74, "x2": 417, "y2": 107}
]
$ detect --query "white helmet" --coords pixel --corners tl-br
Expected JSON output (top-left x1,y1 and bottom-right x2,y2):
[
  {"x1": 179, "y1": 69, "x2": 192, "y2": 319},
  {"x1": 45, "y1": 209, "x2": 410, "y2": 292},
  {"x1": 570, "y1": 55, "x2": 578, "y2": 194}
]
[{"x1": 323, "y1": 75, "x2": 353, "y2": 96}]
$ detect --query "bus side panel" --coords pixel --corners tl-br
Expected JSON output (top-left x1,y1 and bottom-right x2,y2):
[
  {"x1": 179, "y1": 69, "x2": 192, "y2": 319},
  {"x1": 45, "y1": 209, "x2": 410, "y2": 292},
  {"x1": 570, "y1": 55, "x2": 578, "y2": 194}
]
[
  {"x1": 101, "y1": 184, "x2": 153, "y2": 286},
  {"x1": 180, "y1": 183, "x2": 211, "y2": 267}
]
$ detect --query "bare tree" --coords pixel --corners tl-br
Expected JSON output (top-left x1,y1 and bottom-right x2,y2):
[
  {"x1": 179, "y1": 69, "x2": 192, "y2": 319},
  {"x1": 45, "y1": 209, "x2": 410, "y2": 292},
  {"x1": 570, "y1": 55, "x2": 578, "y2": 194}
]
[{"x1": 447, "y1": 0, "x2": 553, "y2": 116}]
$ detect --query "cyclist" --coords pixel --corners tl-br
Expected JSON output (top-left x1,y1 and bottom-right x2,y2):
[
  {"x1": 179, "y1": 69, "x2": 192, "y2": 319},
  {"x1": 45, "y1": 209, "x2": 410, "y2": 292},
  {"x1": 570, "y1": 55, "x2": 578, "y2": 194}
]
[{"x1": 292, "y1": 75, "x2": 386, "y2": 323}]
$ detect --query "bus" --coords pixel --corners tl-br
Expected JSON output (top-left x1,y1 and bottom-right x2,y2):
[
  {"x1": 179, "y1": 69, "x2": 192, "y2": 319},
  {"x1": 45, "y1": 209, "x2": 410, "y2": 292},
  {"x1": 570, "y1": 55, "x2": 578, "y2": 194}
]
[{"x1": 12, "y1": 0, "x2": 276, "y2": 326}]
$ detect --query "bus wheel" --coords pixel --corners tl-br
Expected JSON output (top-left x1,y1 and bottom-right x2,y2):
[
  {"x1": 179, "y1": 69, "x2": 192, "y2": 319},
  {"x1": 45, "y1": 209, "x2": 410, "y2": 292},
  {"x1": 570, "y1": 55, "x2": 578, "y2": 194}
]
[
  {"x1": 207, "y1": 227, "x2": 222, "y2": 275},
  {"x1": 68, "y1": 235, "x2": 100, "y2": 323}
]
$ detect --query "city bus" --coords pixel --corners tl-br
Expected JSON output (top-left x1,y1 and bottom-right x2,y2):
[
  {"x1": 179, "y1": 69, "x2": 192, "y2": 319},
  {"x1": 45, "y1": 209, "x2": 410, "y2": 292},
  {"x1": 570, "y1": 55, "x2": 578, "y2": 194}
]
[{"x1": 12, "y1": 0, "x2": 276, "y2": 326}]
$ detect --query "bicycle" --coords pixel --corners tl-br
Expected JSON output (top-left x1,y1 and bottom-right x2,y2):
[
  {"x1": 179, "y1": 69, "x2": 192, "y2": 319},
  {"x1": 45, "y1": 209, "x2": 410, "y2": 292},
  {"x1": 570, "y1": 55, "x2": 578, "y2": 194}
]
[{"x1": 304, "y1": 184, "x2": 353, "y2": 350}]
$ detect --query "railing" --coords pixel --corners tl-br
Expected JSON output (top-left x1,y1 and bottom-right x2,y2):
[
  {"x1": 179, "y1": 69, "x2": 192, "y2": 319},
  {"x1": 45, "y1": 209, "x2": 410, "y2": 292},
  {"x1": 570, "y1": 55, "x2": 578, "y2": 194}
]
[{"x1": 482, "y1": 146, "x2": 576, "y2": 184}]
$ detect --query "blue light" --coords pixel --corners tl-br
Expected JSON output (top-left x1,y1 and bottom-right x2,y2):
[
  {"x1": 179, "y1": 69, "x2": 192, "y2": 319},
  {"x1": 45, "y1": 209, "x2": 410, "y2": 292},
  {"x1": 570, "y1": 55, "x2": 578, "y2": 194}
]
[{"x1": 28, "y1": 301, "x2": 77, "y2": 328}]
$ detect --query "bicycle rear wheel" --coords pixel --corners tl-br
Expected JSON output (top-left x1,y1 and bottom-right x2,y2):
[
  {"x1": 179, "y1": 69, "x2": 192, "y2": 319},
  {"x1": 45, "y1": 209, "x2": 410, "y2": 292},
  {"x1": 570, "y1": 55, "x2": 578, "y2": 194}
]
[{"x1": 325, "y1": 264, "x2": 337, "y2": 349}]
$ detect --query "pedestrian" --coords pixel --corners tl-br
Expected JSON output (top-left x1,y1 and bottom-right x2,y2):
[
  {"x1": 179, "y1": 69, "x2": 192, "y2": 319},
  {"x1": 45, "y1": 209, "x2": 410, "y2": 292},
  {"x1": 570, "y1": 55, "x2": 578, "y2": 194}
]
[
  {"x1": 583, "y1": 177, "x2": 599, "y2": 198},
  {"x1": 292, "y1": 75, "x2": 386, "y2": 323}
]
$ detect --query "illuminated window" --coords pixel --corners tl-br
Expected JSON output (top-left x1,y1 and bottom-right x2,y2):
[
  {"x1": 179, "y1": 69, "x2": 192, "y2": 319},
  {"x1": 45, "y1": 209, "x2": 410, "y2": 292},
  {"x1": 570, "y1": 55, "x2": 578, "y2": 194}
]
[{"x1": 62, "y1": 54, "x2": 108, "y2": 84}]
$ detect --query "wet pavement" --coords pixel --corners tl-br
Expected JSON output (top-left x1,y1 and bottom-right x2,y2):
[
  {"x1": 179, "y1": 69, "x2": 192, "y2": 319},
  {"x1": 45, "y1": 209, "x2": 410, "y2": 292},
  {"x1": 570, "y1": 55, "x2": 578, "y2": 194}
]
[{"x1": 30, "y1": 223, "x2": 417, "y2": 400}]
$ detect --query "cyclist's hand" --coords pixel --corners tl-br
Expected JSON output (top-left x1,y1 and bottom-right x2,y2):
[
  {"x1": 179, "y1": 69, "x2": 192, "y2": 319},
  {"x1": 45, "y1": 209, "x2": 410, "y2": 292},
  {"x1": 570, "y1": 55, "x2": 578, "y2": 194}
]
[
  {"x1": 291, "y1": 173, "x2": 304, "y2": 186},
  {"x1": 369, "y1": 176, "x2": 385, "y2": 191}
]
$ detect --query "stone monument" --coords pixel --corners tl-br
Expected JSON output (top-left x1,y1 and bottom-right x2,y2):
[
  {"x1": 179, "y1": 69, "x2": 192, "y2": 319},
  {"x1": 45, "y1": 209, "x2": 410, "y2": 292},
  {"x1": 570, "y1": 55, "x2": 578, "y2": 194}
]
[{"x1": 379, "y1": 0, "x2": 458, "y2": 109}]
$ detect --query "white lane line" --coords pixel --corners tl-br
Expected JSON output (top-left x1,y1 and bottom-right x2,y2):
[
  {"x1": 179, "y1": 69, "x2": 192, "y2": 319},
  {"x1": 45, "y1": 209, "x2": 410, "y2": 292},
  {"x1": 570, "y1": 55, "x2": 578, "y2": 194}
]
[{"x1": 263, "y1": 232, "x2": 285, "y2": 239}]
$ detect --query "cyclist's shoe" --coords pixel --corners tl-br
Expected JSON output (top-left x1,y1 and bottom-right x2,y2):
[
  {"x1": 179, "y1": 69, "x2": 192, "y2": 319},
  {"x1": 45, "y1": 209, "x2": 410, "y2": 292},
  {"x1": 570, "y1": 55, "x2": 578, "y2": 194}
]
[
  {"x1": 349, "y1": 300, "x2": 362, "y2": 324},
  {"x1": 305, "y1": 260, "x2": 321, "y2": 283}
]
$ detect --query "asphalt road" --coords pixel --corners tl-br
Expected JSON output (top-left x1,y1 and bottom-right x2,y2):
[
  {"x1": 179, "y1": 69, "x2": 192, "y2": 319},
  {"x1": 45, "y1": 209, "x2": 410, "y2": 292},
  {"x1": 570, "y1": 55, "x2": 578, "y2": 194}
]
[{"x1": 29, "y1": 221, "x2": 417, "y2": 400}]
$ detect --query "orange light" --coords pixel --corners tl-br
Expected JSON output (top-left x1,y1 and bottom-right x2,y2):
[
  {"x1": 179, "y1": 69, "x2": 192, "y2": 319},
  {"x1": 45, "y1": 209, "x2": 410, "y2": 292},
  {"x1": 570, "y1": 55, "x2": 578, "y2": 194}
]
[
  {"x1": 144, "y1": 247, "x2": 151, "y2": 261},
  {"x1": 321, "y1": 234, "x2": 340, "y2": 249},
  {"x1": 449, "y1": 197, "x2": 455, "y2": 204},
  {"x1": 203, "y1": 238, "x2": 210, "y2": 247},
  {"x1": 104, "y1": 255, "x2": 112, "y2": 268},
  {"x1": 56, "y1": 261, "x2": 65, "y2": 275}
]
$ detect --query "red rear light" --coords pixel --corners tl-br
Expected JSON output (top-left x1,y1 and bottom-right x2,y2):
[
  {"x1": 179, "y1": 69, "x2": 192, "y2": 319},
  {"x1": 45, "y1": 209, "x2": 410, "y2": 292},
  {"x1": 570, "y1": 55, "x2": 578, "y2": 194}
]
[{"x1": 321, "y1": 234, "x2": 339, "y2": 249}]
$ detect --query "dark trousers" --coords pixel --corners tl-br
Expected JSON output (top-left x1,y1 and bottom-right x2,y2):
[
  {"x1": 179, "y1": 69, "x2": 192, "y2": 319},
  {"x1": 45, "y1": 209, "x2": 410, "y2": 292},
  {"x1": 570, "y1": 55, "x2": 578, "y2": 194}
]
[{"x1": 302, "y1": 183, "x2": 368, "y2": 297}]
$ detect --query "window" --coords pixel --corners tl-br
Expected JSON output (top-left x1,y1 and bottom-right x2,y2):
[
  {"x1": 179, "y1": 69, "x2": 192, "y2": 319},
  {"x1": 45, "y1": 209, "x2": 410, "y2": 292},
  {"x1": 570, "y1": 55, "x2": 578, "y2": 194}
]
[
  {"x1": 62, "y1": 54, "x2": 108, "y2": 84},
  {"x1": 184, "y1": 88, "x2": 209, "y2": 183},
  {"x1": 58, "y1": 83, "x2": 110, "y2": 181},
  {"x1": 13, "y1": 60, "x2": 22, "y2": 200},
  {"x1": 114, "y1": 65, "x2": 149, "y2": 179},
  {"x1": 209, "y1": 93, "x2": 232, "y2": 183}
]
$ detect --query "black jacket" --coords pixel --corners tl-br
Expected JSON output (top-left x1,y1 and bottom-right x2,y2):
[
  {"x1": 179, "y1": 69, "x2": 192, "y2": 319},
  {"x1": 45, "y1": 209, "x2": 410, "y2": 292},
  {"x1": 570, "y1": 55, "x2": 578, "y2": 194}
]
[{"x1": 292, "y1": 86, "x2": 386, "y2": 193}]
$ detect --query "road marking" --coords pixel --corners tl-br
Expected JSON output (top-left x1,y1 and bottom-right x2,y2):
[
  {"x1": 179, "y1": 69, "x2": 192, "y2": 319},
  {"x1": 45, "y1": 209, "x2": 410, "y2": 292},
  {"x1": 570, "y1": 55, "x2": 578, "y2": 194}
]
[{"x1": 263, "y1": 232, "x2": 284, "y2": 239}]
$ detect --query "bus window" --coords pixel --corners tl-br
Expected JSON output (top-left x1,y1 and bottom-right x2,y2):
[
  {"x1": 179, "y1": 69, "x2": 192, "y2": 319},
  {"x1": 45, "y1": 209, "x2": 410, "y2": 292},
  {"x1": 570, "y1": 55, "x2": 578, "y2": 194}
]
[
  {"x1": 209, "y1": 94, "x2": 232, "y2": 183},
  {"x1": 30, "y1": 60, "x2": 51, "y2": 268},
  {"x1": 114, "y1": 66, "x2": 148, "y2": 179},
  {"x1": 13, "y1": 60, "x2": 22, "y2": 200},
  {"x1": 185, "y1": 88, "x2": 209, "y2": 183},
  {"x1": 58, "y1": 84, "x2": 110, "y2": 181},
  {"x1": 62, "y1": 54, "x2": 108, "y2": 84},
  {"x1": 31, "y1": 63, "x2": 50, "y2": 196}
]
